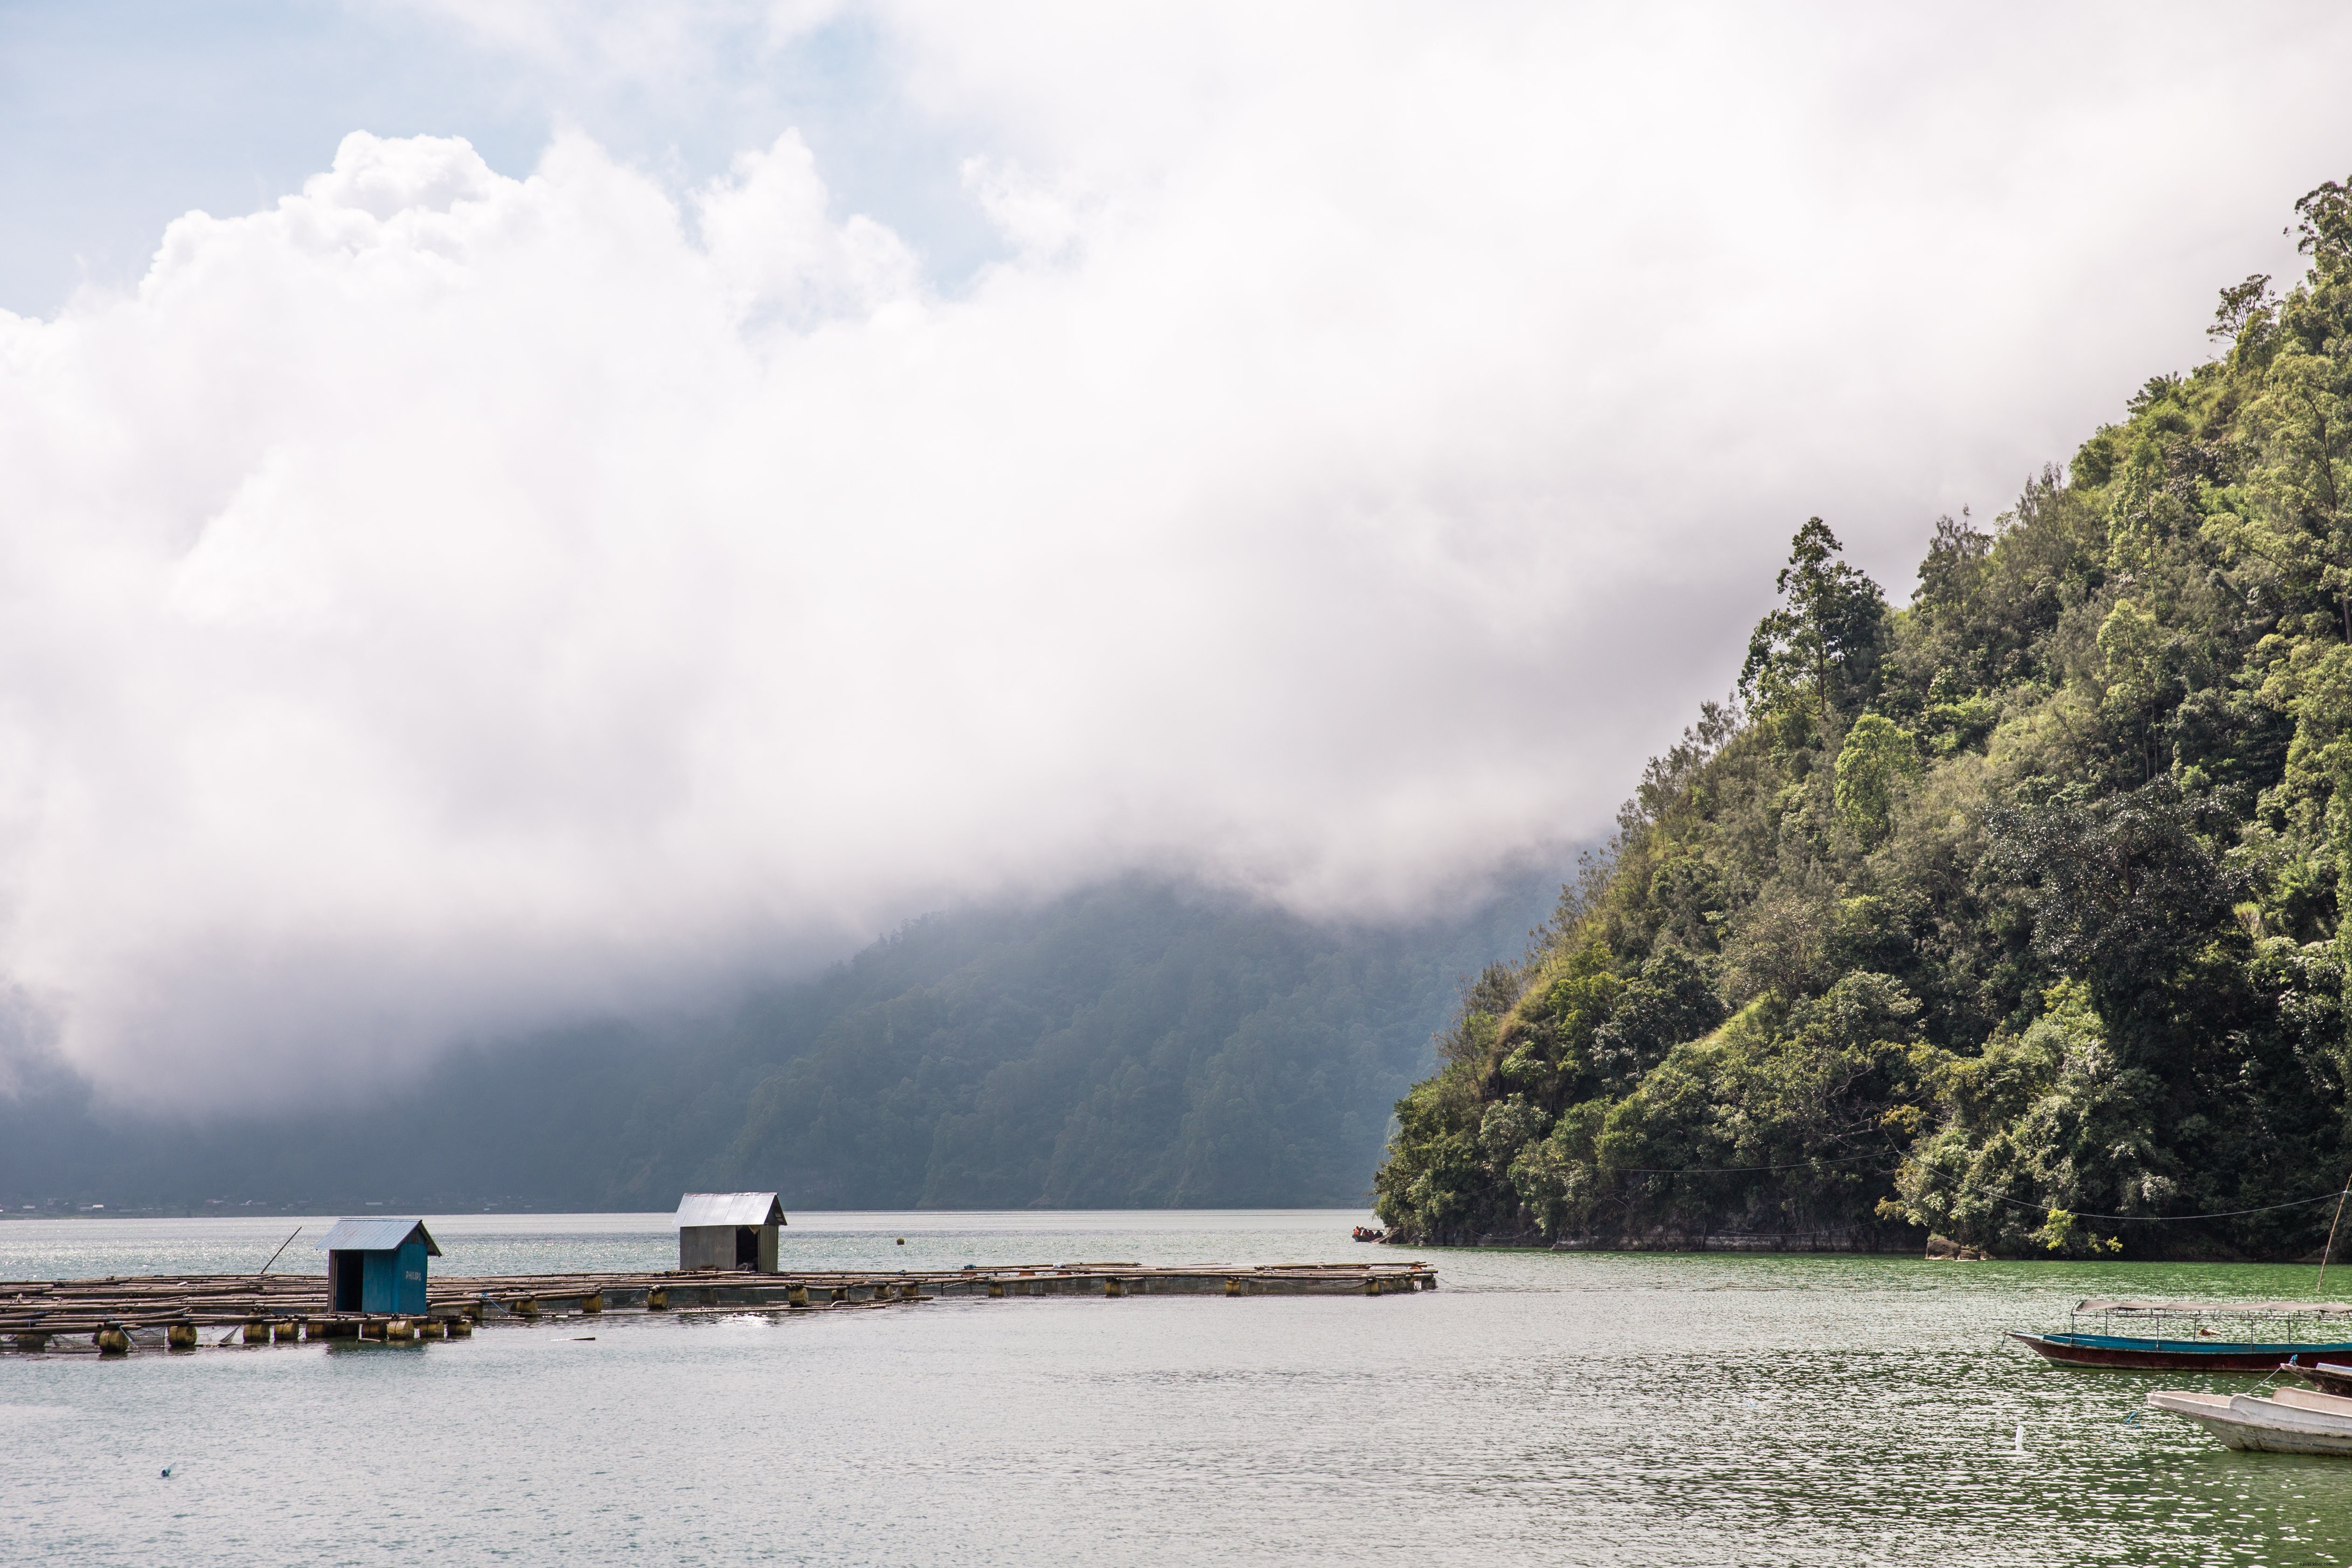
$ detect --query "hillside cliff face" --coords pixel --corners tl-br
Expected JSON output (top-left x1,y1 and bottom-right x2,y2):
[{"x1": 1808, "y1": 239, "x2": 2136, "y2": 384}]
[{"x1": 1374, "y1": 179, "x2": 2352, "y2": 1259}]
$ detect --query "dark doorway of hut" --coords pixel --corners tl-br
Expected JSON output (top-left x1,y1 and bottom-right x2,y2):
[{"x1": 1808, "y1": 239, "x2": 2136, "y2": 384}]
[
  {"x1": 734, "y1": 1228, "x2": 758, "y2": 1270},
  {"x1": 330, "y1": 1251, "x2": 364, "y2": 1312}
]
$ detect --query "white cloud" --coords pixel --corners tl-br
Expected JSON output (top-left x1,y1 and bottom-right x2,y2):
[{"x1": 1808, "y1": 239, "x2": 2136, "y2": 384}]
[
  {"x1": 6, "y1": 4, "x2": 2352, "y2": 1109},
  {"x1": 697, "y1": 132, "x2": 921, "y2": 325}
]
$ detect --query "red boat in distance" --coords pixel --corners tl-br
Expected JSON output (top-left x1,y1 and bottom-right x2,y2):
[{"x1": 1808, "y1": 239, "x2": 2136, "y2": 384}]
[{"x1": 2009, "y1": 1298, "x2": 2352, "y2": 1371}]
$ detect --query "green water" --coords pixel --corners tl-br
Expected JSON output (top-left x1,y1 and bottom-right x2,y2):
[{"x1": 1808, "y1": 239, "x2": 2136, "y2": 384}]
[{"x1": 7, "y1": 1212, "x2": 2352, "y2": 1564}]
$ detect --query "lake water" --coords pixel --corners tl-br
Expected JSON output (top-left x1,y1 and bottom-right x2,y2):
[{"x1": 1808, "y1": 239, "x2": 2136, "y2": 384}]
[{"x1": 8, "y1": 1210, "x2": 2352, "y2": 1565}]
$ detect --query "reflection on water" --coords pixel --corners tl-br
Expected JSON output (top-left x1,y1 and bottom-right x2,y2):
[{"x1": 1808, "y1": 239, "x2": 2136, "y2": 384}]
[{"x1": 8, "y1": 1213, "x2": 2352, "y2": 1565}]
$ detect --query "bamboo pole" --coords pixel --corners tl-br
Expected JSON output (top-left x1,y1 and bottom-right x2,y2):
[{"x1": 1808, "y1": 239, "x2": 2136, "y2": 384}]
[
  {"x1": 254, "y1": 1225, "x2": 303, "y2": 1279},
  {"x1": 2322, "y1": 1174, "x2": 2352, "y2": 1300}
]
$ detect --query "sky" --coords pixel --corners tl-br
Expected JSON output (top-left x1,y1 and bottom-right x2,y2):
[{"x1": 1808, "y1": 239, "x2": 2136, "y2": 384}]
[{"x1": 3, "y1": 0, "x2": 2352, "y2": 1112}]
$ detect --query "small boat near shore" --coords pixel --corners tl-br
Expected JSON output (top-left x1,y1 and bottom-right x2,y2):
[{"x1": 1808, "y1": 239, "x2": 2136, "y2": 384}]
[
  {"x1": 2280, "y1": 1356, "x2": 2352, "y2": 1396},
  {"x1": 2008, "y1": 1298, "x2": 2352, "y2": 1371},
  {"x1": 2147, "y1": 1385, "x2": 2352, "y2": 1456}
]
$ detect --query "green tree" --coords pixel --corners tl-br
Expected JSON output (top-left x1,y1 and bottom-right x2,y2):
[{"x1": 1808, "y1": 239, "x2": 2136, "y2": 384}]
[
  {"x1": 1833, "y1": 714, "x2": 1919, "y2": 847},
  {"x1": 1740, "y1": 519, "x2": 1886, "y2": 724},
  {"x1": 1981, "y1": 781, "x2": 2236, "y2": 1029},
  {"x1": 2094, "y1": 598, "x2": 2173, "y2": 783},
  {"x1": 2235, "y1": 182, "x2": 2352, "y2": 639}
]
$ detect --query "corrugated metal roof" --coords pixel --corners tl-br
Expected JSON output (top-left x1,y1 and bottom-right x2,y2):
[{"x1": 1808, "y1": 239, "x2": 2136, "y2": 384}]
[
  {"x1": 674, "y1": 1192, "x2": 785, "y2": 1228},
  {"x1": 313, "y1": 1218, "x2": 442, "y2": 1255}
]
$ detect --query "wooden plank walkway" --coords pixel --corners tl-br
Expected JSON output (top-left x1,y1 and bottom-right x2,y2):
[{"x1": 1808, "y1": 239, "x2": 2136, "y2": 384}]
[{"x1": 0, "y1": 1260, "x2": 1436, "y2": 1354}]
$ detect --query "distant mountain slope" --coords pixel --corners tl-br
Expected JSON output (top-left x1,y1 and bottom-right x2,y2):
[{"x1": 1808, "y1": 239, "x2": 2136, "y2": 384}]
[{"x1": 0, "y1": 871, "x2": 1561, "y2": 1214}]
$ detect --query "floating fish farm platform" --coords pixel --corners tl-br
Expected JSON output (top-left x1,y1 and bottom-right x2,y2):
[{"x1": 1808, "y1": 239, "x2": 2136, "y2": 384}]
[{"x1": 0, "y1": 1260, "x2": 1437, "y2": 1355}]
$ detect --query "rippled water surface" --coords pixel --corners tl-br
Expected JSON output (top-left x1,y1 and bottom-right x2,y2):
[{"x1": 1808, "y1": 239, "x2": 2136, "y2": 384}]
[{"x1": 10, "y1": 1211, "x2": 2352, "y2": 1565}]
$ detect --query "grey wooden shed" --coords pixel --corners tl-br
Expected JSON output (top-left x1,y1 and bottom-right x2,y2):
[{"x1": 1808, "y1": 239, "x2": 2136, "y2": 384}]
[{"x1": 674, "y1": 1192, "x2": 786, "y2": 1272}]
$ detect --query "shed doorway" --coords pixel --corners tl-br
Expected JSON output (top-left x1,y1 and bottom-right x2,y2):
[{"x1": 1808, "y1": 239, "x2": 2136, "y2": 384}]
[
  {"x1": 735, "y1": 1226, "x2": 759, "y2": 1269},
  {"x1": 330, "y1": 1251, "x2": 364, "y2": 1312}
]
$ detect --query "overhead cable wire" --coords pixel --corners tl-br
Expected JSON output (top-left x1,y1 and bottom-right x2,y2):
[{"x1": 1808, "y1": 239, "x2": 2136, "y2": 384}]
[
  {"x1": 1617, "y1": 1150, "x2": 1890, "y2": 1174},
  {"x1": 1616, "y1": 1150, "x2": 2342, "y2": 1221},
  {"x1": 1894, "y1": 1163, "x2": 2344, "y2": 1223}
]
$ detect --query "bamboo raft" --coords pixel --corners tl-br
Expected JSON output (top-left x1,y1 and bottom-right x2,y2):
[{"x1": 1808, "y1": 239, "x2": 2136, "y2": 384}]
[{"x1": 0, "y1": 1260, "x2": 1437, "y2": 1355}]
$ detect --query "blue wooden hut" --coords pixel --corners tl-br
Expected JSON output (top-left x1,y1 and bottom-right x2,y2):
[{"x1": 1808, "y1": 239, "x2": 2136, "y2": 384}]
[{"x1": 316, "y1": 1217, "x2": 441, "y2": 1314}]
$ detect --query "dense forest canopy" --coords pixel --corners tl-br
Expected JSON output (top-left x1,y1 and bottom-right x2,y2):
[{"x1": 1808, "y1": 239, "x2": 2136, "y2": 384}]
[{"x1": 1374, "y1": 178, "x2": 2352, "y2": 1259}]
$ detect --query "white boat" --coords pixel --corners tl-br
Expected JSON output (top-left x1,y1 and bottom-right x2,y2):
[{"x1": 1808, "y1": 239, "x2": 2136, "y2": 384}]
[{"x1": 2146, "y1": 1385, "x2": 2352, "y2": 1455}]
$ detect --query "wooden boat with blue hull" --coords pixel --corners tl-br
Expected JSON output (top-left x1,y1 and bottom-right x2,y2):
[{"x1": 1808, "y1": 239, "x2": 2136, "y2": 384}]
[
  {"x1": 2007, "y1": 1329, "x2": 2352, "y2": 1370},
  {"x1": 2009, "y1": 1298, "x2": 2352, "y2": 1371}
]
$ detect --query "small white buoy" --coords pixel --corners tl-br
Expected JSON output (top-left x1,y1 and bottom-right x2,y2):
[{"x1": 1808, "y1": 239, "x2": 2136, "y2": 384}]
[{"x1": 2014, "y1": 1423, "x2": 2026, "y2": 1453}]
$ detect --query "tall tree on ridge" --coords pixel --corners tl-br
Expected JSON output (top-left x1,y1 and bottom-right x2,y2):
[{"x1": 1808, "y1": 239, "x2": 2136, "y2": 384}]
[{"x1": 1739, "y1": 518, "x2": 1886, "y2": 725}]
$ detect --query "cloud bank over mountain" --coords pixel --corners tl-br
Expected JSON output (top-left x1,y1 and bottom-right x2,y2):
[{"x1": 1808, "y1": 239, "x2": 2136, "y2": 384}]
[{"x1": 4, "y1": 3, "x2": 2351, "y2": 1107}]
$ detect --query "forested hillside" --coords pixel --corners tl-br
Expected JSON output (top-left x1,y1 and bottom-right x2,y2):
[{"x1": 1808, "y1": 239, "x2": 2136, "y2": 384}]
[
  {"x1": 0, "y1": 873, "x2": 1558, "y2": 1214},
  {"x1": 1374, "y1": 178, "x2": 2352, "y2": 1259}
]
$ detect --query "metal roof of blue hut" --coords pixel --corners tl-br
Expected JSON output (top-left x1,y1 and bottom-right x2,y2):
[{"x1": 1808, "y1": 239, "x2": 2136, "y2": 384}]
[
  {"x1": 315, "y1": 1218, "x2": 443, "y2": 1255},
  {"x1": 674, "y1": 1193, "x2": 784, "y2": 1228}
]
